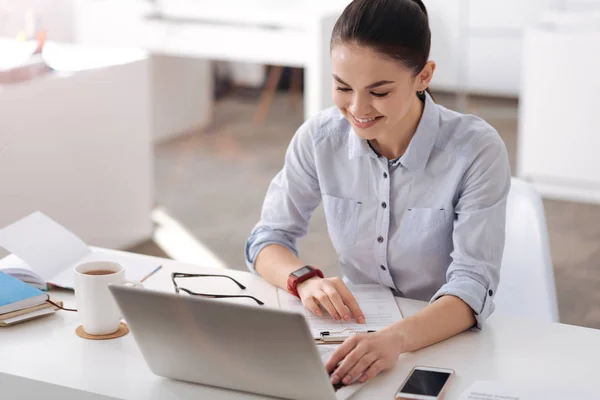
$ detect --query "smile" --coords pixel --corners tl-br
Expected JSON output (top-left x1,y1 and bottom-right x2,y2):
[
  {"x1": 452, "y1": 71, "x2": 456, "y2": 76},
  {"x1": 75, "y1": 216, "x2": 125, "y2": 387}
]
[{"x1": 350, "y1": 113, "x2": 383, "y2": 128}]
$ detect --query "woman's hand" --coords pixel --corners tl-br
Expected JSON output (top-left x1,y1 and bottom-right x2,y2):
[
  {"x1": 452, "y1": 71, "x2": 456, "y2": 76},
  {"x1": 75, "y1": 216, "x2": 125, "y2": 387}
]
[
  {"x1": 296, "y1": 277, "x2": 365, "y2": 323},
  {"x1": 325, "y1": 327, "x2": 403, "y2": 385}
]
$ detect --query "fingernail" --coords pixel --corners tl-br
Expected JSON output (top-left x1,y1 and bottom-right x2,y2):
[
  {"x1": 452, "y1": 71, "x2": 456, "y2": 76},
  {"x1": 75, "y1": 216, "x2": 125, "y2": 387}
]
[
  {"x1": 331, "y1": 375, "x2": 340, "y2": 384},
  {"x1": 343, "y1": 315, "x2": 351, "y2": 322},
  {"x1": 343, "y1": 375, "x2": 352, "y2": 384},
  {"x1": 359, "y1": 376, "x2": 367, "y2": 383},
  {"x1": 358, "y1": 317, "x2": 365, "y2": 324}
]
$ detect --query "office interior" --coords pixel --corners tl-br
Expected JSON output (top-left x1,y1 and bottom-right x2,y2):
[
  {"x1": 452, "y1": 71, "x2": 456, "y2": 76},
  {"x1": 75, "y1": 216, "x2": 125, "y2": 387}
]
[{"x1": 1, "y1": 0, "x2": 600, "y2": 331}]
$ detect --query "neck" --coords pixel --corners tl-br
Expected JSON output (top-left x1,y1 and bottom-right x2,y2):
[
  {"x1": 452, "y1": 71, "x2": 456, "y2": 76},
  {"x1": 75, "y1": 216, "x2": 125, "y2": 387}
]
[{"x1": 371, "y1": 95, "x2": 425, "y2": 160}]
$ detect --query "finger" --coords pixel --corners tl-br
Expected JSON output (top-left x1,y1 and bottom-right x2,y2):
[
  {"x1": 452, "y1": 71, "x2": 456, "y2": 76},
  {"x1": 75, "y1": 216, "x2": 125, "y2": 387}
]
[
  {"x1": 325, "y1": 336, "x2": 358, "y2": 373},
  {"x1": 332, "y1": 281, "x2": 365, "y2": 323},
  {"x1": 315, "y1": 291, "x2": 340, "y2": 320},
  {"x1": 343, "y1": 353, "x2": 377, "y2": 385},
  {"x1": 358, "y1": 360, "x2": 386, "y2": 383},
  {"x1": 303, "y1": 296, "x2": 323, "y2": 317},
  {"x1": 329, "y1": 340, "x2": 368, "y2": 384},
  {"x1": 322, "y1": 287, "x2": 351, "y2": 321}
]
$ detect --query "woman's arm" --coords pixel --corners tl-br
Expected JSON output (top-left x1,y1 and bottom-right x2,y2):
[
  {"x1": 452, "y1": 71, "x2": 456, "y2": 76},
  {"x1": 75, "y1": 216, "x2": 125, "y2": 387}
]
[
  {"x1": 325, "y1": 295, "x2": 474, "y2": 385},
  {"x1": 255, "y1": 243, "x2": 365, "y2": 322},
  {"x1": 246, "y1": 120, "x2": 365, "y2": 322},
  {"x1": 255, "y1": 244, "x2": 305, "y2": 289}
]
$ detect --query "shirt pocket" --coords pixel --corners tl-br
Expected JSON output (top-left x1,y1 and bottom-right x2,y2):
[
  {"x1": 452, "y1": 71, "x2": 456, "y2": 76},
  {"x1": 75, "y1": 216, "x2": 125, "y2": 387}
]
[
  {"x1": 399, "y1": 208, "x2": 452, "y2": 252},
  {"x1": 322, "y1": 194, "x2": 361, "y2": 252}
]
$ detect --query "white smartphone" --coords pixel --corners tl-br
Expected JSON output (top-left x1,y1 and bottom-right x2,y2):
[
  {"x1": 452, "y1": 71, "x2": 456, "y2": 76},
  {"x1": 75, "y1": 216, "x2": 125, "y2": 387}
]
[{"x1": 394, "y1": 366, "x2": 455, "y2": 400}]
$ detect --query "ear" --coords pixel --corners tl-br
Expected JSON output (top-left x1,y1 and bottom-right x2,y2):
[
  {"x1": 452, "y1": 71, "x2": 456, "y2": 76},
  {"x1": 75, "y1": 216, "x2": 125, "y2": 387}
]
[{"x1": 416, "y1": 61, "x2": 436, "y2": 91}]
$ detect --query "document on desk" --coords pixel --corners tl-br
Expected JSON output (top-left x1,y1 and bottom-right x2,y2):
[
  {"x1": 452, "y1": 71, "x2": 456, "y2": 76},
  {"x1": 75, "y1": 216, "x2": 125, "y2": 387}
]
[{"x1": 278, "y1": 284, "x2": 403, "y2": 341}]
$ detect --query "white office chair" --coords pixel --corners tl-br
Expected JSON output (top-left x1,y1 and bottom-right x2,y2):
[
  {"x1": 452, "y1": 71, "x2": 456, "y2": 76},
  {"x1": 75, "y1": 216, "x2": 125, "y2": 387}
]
[{"x1": 494, "y1": 178, "x2": 560, "y2": 323}]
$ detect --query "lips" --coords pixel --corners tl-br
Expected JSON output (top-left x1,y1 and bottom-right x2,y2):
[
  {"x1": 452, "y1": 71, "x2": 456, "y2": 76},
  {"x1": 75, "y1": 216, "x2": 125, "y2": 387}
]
[{"x1": 350, "y1": 113, "x2": 383, "y2": 129}]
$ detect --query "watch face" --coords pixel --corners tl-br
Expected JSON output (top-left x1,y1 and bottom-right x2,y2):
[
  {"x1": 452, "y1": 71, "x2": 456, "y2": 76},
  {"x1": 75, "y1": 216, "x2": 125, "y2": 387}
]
[{"x1": 292, "y1": 266, "x2": 314, "y2": 278}]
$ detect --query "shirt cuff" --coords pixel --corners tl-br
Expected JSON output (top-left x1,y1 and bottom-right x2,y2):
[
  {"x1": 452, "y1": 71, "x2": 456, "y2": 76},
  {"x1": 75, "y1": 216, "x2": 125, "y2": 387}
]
[
  {"x1": 244, "y1": 229, "x2": 298, "y2": 273},
  {"x1": 430, "y1": 275, "x2": 495, "y2": 330}
]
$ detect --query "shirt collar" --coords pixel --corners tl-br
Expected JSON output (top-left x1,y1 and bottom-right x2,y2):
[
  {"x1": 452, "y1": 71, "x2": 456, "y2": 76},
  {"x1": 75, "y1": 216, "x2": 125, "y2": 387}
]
[{"x1": 347, "y1": 92, "x2": 440, "y2": 171}]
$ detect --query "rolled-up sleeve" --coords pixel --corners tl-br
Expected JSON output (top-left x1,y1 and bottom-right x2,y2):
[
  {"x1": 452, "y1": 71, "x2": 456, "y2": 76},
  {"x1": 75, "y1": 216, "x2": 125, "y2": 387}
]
[
  {"x1": 245, "y1": 119, "x2": 322, "y2": 273},
  {"x1": 431, "y1": 134, "x2": 511, "y2": 329}
]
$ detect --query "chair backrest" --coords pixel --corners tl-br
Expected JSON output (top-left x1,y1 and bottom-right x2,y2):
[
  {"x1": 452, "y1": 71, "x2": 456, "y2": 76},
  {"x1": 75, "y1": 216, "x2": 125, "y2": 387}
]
[{"x1": 494, "y1": 178, "x2": 560, "y2": 323}]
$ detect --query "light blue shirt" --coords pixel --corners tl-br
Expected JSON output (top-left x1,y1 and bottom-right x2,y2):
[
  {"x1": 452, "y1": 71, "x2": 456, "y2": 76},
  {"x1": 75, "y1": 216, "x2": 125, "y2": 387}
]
[{"x1": 245, "y1": 93, "x2": 511, "y2": 328}]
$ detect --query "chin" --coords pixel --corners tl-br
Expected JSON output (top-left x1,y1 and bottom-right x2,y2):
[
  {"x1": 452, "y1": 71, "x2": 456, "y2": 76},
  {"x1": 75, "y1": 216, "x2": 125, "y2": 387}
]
[{"x1": 352, "y1": 127, "x2": 379, "y2": 140}]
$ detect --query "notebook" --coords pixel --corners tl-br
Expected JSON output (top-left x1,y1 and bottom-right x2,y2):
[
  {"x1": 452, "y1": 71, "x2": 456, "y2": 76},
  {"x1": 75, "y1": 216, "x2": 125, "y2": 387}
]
[
  {"x1": 278, "y1": 284, "x2": 403, "y2": 343},
  {"x1": 0, "y1": 211, "x2": 161, "y2": 290},
  {"x1": 0, "y1": 299, "x2": 63, "y2": 327},
  {"x1": 0, "y1": 271, "x2": 48, "y2": 314}
]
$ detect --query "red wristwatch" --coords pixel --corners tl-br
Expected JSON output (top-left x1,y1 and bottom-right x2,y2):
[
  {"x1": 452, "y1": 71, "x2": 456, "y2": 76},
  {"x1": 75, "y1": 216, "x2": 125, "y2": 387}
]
[{"x1": 287, "y1": 266, "x2": 324, "y2": 298}]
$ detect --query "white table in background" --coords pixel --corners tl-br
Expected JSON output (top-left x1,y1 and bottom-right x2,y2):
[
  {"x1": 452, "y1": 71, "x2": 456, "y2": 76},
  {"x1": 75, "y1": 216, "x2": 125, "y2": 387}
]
[
  {"x1": 74, "y1": 0, "x2": 345, "y2": 121},
  {"x1": 1, "y1": 249, "x2": 598, "y2": 399}
]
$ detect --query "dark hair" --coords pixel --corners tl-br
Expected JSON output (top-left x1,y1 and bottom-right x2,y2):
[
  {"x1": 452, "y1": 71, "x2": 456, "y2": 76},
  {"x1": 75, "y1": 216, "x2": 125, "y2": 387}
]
[{"x1": 330, "y1": 0, "x2": 433, "y2": 99}]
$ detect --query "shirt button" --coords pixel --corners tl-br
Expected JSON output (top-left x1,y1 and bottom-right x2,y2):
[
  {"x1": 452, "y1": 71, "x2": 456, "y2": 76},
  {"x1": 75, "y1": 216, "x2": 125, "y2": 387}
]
[
  {"x1": 380, "y1": 265, "x2": 386, "y2": 271},
  {"x1": 381, "y1": 202, "x2": 387, "y2": 209},
  {"x1": 488, "y1": 289, "x2": 494, "y2": 296},
  {"x1": 377, "y1": 236, "x2": 384, "y2": 243},
  {"x1": 383, "y1": 172, "x2": 388, "y2": 179}
]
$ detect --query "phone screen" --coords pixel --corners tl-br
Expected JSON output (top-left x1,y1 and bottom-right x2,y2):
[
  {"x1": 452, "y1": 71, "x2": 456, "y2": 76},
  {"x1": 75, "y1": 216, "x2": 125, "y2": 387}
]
[{"x1": 398, "y1": 369, "x2": 451, "y2": 396}]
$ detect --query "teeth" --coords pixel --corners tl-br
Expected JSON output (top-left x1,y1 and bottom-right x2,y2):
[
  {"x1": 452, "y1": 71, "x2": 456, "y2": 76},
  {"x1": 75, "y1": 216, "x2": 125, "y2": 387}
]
[{"x1": 355, "y1": 116, "x2": 376, "y2": 123}]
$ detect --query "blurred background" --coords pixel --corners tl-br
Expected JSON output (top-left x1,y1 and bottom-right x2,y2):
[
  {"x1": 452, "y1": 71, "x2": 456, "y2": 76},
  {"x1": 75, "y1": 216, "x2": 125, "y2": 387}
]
[{"x1": 1, "y1": 0, "x2": 600, "y2": 328}]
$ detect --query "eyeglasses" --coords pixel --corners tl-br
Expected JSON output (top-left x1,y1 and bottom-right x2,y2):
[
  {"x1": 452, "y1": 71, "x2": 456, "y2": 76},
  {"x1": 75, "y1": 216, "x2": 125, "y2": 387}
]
[{"x1": 171, "y1": 272, "x2": 264, "y2": 306}]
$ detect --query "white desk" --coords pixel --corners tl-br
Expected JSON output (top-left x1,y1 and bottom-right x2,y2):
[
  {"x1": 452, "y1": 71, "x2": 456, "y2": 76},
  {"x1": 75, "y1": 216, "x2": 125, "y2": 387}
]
[
  {"x1": 0, "y1": 46, "x2": 153, "y2": 250},
  {"x1": 74, "y1": 0, "x2": 343, "y2": 121},
  {"x1": 1, "y1": 250, "x2": 598, "y2": 399}
]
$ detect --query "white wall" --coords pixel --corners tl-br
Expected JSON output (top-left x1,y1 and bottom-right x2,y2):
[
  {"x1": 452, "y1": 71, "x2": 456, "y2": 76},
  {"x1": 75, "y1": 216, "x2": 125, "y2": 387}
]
[{"x1": 0, "y1": 0, "x2": 73, "y2": 41}]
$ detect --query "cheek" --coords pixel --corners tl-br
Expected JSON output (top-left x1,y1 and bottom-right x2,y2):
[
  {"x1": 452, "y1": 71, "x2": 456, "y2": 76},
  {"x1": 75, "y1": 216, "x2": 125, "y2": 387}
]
[
  {"x1": 332, "y1": 90, "x2": 348, "y2": 109},
  {"x1": 378, "y1": 96, "x2": 409, "y2": 120}
]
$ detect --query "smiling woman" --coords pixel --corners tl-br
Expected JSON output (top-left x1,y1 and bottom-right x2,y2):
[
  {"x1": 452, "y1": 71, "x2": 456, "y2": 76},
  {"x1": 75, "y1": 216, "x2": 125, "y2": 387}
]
[
  {"x1": 329, "y1": 0, "x2": 435, "y2": 160},
  {"x1": 245, "y1": 0, "x2": 511, "y2": 388}
]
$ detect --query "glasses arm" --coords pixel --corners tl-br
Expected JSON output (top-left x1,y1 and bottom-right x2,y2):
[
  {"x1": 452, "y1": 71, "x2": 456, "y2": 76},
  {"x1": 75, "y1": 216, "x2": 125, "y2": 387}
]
[
  {"x1": 171, "y1": 273, "x2": 246, "y2": 289},
  {"x1": 176, "y1": 287, "x2": 264, "y2": 306}
]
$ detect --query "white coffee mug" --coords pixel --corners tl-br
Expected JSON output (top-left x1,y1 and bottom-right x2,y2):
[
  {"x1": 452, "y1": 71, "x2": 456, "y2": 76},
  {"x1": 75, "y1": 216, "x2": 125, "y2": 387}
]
[{"x1": 74, "y1": 261, "x2": 142, "y2": 335}]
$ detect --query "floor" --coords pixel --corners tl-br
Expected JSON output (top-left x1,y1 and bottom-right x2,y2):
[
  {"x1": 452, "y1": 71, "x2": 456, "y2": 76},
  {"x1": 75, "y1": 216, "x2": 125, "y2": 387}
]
[{"x1": 150, "y1": 91, "x2": 600, "y2": 329}]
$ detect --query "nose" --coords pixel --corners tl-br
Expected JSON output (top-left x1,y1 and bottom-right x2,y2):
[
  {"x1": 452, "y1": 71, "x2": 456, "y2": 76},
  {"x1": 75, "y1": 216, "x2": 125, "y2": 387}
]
[{"x1": 349, "y1": 93, "x2": 371, "y2": 117}]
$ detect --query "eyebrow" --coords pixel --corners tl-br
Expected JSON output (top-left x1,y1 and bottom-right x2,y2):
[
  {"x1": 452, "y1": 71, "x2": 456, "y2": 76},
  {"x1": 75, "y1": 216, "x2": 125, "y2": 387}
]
[{"x1": 333, "y1": 75, "x2": 395, "y2": 89}]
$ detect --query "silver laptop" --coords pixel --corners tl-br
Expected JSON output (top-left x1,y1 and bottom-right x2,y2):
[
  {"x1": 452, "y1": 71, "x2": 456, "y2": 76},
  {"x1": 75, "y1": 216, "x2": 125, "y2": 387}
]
[{"x1": 109, "y1": 285, "x2": 363, "y2": 400}]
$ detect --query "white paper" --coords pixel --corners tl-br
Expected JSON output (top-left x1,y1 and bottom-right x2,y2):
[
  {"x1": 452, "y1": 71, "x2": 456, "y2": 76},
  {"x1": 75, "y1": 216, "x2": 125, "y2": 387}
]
[
  {"x1": 0, "y1": 212, "x2": 161, "y2": 289},
  {"x1": 0, "y1": 254, "x2": 46, "y2": 288},
  {"x1": 460, "y1": 381, "x2": 597, "y2": 400},
  {"x1": 278, "y1": 284, "x2": 403, "y2": 339},
  {"x1": 0, "y1": 212, "x2": 90, "y2": 281}
]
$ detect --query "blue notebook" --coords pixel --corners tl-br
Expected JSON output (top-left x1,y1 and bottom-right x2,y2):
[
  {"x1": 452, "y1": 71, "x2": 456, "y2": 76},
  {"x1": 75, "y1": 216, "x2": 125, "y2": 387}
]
[{"x1": 0, "y1": 271, "x2": 48, "y2": 315}]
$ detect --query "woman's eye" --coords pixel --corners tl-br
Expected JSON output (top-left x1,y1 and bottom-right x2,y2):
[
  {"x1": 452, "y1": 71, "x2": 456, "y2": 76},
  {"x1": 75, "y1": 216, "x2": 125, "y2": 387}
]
[
  {"x1": 371, "y1": 92, "x2": 389, "y2": 98},
  {"x1": 336, "y1": 87, "x2": 352, "y2": 92}
]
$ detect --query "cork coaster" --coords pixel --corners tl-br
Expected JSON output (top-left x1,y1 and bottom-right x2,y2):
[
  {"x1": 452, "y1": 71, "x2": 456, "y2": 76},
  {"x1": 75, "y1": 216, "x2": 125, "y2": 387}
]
[{"x1": 76, "y1": 322, "x2": 129, "y2": 340}]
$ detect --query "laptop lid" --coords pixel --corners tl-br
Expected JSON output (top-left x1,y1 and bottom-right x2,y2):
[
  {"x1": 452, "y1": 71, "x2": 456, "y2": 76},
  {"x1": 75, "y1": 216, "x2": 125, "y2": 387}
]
[{"x1": 109, "y1": 284, "x2": 337, "y2": 400}]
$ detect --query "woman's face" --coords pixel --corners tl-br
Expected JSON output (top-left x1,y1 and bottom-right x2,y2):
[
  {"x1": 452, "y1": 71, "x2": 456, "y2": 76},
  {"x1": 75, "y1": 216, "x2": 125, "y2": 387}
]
[{"x1": 331, "y1": 44, "x2": 431, "y2": 140}]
